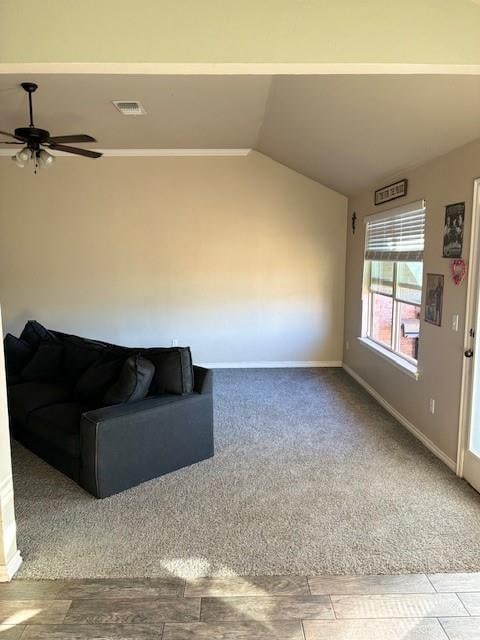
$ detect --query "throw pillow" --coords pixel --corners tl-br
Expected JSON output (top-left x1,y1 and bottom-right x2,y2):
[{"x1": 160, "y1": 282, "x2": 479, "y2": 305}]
[
  {"x1": 20, "y1": 343, "x2": 64, "y2": 382},
  {"x1": 19, "y1": 320, "x2": 57, "y2": 347},
  {"x1": 140, "y1": 347, "x2": 194, "y2": 395},
  {"x1": 3, "y1": 334, "x2": 34, "y2": 376},
  {"x1": 75, "y1": 357, "x2": 124, "y2": 406},
  {"x1": 103, "y1": 355, "x2": 155, "y2": 405}
]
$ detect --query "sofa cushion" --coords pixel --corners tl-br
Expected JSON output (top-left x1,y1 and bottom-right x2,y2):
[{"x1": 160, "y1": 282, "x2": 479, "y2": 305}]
[
  {"x1": 8, "y1": 381, "x2": 73, "y2": 428},
  {"x1": 20, "y1": 342, "x2": 64, "y2": 382},
  {"x1": 141, "y1": 347, "x2": 194, "y2": 395},
  {"x1": 103, "y1": 355, "x2": 155, "y2": 405},
  {"x1": 4, "y1": 334, "x2": 33, "y2": 378},
  {"x1": 19, "y1": 320, "x2": 58, "y2": 347},
  {"x1": 61, "y1": 335, "x2": 106, "y2": 381},
  {"x1": 74, "y1": 356, "x2": 124, "y2": 407},
  {"x1": 26, "y1": 402, "x2": 87, "y2": 458}
]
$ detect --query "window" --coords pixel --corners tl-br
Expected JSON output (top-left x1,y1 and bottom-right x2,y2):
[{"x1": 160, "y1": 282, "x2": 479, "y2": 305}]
[{"x1": 362, "y1": 200, "x2": 426, "y2": 368}]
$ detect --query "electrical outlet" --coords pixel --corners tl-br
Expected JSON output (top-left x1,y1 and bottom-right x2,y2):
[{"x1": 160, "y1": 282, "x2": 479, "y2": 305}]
[
  {"x1": 171, "y1": 338, "x2": 178, "y2": 347},
  {"x1": 452, "y1": 314, "x2": 459, "y2": 332},
  {"x1": 429, "y1": 398, "x2": 435, "y2": 415}
]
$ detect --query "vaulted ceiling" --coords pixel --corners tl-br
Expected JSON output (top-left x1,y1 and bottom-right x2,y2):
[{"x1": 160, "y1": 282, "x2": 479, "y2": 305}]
[
  {"x1": 258, "y1": 75, "x2": 480, "y2": 195},
  {"x1": 1, "y1": 74, "x2": 480, "y2": 196}
]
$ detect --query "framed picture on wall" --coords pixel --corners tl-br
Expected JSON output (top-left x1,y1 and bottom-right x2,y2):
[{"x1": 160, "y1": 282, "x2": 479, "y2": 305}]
[
  {"x1": 424, "y1": 273, "x2": 444, "y2": 327},
  {"x1": 443, "y1": 202, "x2": 465, "y2": 258},
  {"x1": 374, "y1": 179, "x2": 408, "y2": 206}
]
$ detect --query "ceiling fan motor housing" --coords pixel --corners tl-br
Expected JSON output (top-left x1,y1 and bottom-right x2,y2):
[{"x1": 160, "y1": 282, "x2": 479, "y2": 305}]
[{"x1": 15, "y1": 127, "x2": 50, "y2": 147}]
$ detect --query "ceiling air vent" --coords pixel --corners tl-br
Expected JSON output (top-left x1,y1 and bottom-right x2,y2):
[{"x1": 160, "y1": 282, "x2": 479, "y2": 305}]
[{"x1": 112, "y1": 101, "x2": 146, "y2": 115}]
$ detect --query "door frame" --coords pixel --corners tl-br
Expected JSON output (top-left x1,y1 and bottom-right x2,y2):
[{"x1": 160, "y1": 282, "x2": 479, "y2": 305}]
[
  {"x1": 0, "y1": 306, "x2": 22, "y2": 581},
  {"x1": 457, "y1": 177, "x2": 480, "y2": 477}
]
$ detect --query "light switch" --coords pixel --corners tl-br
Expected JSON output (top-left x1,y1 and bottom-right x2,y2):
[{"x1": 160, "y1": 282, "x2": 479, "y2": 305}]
[{"x1": 452, "y1": 314, "x2": 459, "y2": 332}]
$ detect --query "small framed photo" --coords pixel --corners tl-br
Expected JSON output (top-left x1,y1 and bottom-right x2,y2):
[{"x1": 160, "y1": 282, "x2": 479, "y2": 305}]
[
  {"x1": 425, "y1": 273, "x2": 444, "y2": 327},
  {"x1": 443, "y1": 202, "x2": 465, "y2": 258}
]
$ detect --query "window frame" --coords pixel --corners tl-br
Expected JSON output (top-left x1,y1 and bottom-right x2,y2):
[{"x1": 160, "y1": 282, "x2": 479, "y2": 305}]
[
  {"x1": 365, "y1": 260, "x2": 421, "y2": 367},
  {"x1": 360, "y1": 200, "x2": 426, "y2": 376}
]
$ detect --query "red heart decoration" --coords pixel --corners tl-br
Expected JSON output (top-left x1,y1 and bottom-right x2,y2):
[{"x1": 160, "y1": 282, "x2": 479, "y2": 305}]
[{"x1": 451, "y1": 258, "x2": 467, "y2": 286}]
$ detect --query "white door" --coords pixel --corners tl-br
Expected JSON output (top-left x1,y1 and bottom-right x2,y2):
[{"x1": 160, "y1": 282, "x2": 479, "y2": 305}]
[
  {"x1": 460, "y1": 179, "x2": 480, "y2": 492},
  {"x1": 462, "y1": 347, "x2": 480, "y2": 492}
]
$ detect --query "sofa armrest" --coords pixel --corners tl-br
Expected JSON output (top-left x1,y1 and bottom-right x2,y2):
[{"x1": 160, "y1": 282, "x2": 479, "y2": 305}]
[
  {"x1": 193, "y1": 366, "x2": 213, "y2": 394},
  {"x1": 83, "y1": 395, "x2": 183, "y2": 423},
  {"x1": 79, "y1": 393, "x2": 214, "y2": 498}
]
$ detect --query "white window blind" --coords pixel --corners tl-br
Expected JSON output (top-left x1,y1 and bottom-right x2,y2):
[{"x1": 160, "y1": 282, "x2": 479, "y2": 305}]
[{"x1": 365, "y1": 200, "x2": 426, "y2": 262}]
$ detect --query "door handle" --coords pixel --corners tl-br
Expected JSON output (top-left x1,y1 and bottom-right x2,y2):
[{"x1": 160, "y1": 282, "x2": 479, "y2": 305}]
[{"x1": 465, "y1": 349, "x2": 474, "y2": 358}]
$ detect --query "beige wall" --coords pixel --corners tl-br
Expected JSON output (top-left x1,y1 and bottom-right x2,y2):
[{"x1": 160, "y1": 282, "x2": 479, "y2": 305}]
[
  {"x1": 344, "y1": 138, "x2": 480, "y2": 463},
  {"x1": 0, "y1": 152, "x2": 347, "y2": 365},
  {"x1": 2, "y1": 0, "x2": 480, "y2": 64}
]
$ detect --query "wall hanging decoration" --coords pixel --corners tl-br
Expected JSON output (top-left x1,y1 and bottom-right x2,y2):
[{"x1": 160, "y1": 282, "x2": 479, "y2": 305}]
[
  {"x1": 425, "y1": 273, "x2": 444, "y2": 327},
  {"x1": 451, "y1": 258, "x2": 467, "y2": 286},
  {"x1": 374, "y1": 179, "x2": 408, "y2": 206},
  {"x1": 351, "y1": 211, "x2": 357, "y2": 234},
  {"x1": 443, "y1": 202, "x2": 465, "y2": 258}
]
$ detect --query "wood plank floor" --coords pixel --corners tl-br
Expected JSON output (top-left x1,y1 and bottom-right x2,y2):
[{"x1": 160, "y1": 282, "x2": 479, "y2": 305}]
[{"x1": 1, "y1": 573, "x2": 480, "y2": 638}]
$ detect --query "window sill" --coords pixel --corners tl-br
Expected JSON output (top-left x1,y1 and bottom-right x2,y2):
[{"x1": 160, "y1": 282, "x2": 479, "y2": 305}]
[{"x1": 357, "y1": 337, "x2": 420, "y2": 380}]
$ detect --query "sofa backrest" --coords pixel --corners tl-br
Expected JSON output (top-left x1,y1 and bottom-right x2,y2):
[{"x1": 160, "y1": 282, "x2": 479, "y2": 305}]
[
  {"x1": 58, "y1": 334, "x2": 109, "y2": 381},
  {"x1": 100, "y1": 345, "x2": 195, "y2": 395},
  {"x1": 15, "y1": 322, "x2": 195, "y2": 396}
]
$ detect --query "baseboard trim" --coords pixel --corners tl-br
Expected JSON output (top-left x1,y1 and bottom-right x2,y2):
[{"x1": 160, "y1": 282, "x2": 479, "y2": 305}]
[
  {"x1": 0, "y1": 475, "x2": 22, "y2": 581},
  {"x1": 342, "y1": 363, "x2": 457, "y2": 472},
  {"x1": 0, "y1": 550, "x2": 22, "y2": 582},
  {"x1": 197, "y1": 361, "x2": 343, "y2": 369}
]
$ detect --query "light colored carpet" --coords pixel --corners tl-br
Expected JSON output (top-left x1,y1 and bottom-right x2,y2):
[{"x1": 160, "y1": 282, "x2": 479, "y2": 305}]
[{"x1": 12, "y1": 368, "x2": 480, "y2": 579}]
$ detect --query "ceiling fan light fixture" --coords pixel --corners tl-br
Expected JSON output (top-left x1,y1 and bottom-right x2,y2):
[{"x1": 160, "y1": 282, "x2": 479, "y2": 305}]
[
  {"x1": 16, "y1": 147, "x2": 31, "y2": 163},
  {"x1": 12, "y1": 146, "x2": 31, "y2": 167},
  {"x1": 12, "y1": 154, "x2": 25, "y2": 168},
  {"x1": 38, "y1": 149, "x2": 55, "y2": 168}
]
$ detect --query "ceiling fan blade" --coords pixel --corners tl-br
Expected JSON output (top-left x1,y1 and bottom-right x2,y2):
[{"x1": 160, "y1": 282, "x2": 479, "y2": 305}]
[
  {"x1": 0, "y1": 141, "x2": 22, "y2": 145},
  {"x1": 48, "y1": 143, "x2": 102, "y2": 159},
  {"x1": 0, "y1": 129, "x2": 26, "y2": 141},
  {"x1": 48, "y1": 134, "x2": 97, "y2": 144}
]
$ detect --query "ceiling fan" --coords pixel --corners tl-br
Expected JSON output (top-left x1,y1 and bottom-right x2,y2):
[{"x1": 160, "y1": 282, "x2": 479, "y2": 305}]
[{"x1": 0, "y1": 82, "x2": 102, "y2": 170}]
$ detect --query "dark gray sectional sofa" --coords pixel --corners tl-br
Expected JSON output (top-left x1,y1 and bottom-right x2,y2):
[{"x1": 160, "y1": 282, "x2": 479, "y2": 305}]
[{"x1": 4, "y1": 321, "x2": 214, "y2": 498}]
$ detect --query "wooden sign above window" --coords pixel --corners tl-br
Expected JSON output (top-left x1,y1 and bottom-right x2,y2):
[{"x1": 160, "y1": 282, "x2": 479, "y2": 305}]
[{"x1": 375, "y1": 179, "x2": 408, "y2": 206}]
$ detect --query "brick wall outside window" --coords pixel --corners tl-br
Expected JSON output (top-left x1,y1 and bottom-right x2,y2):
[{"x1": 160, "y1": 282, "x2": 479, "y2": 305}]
[{"x1": 374, "y1": 294, "x2": 419, "y2": 359}]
